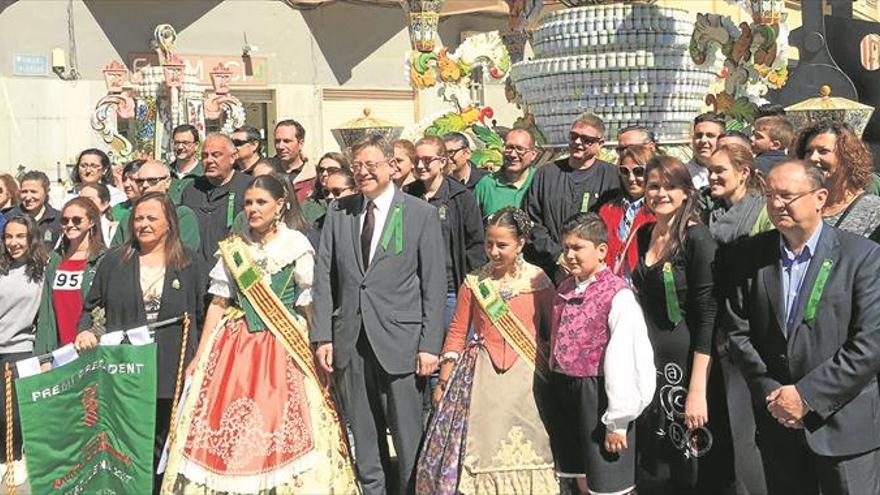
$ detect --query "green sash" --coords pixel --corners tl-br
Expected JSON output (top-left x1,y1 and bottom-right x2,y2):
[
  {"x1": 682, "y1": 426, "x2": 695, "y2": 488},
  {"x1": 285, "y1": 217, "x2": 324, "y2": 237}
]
[
  {"x1": 663, "y1": 262, "x2": 683, "y2": 326},
  {"x1": 804, "y1": 258, "x2": 833, "y2": 325},
  {"x1": 465, "y1": 275, "x2": 548, "y2": 378}
]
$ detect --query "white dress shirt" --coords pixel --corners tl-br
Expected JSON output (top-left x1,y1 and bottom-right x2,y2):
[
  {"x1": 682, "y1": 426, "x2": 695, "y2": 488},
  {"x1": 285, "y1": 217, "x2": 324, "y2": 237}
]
[
  {"x1": 360, "y1": 184, "x2": 397, "y2": 264},
  {"x1": 574, "y1": 278, "x2": 657, "y2": 434}
]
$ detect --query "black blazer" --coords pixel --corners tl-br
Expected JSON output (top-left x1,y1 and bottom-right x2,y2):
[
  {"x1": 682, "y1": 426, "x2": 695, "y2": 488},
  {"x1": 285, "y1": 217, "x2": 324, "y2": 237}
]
[
  {"x1": 721, "y1": 224, "x2": 880, "y2": 456},
  {"x1": 79, "y1": 247, "x2": 203, "y2": 398}
]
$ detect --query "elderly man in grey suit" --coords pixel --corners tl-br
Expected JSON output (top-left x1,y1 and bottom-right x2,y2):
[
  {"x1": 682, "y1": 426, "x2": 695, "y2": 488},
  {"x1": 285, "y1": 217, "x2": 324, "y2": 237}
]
[
  {"x1": 312, "y1": 134, "x2": 446, "y2": 494},
  {"x1": 721, "y1": 160, "x2": 880, "y2": 495}
]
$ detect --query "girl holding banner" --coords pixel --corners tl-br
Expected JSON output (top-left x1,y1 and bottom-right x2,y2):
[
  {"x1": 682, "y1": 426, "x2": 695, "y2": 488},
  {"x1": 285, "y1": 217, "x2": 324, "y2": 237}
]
[
  {"x1": 162, "y1": 174, "x2": 357, "y2": 494},
  {"x1": 0, "y1": 214, "x2": 48, "y2": 477},
  {"x1": 416, "y1": 207, "x2": 558, "y2": 494}
]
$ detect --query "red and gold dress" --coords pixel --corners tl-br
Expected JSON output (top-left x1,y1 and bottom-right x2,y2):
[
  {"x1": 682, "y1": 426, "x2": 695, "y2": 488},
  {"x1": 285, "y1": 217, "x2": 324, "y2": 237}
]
[{"x1": 161, "y1": 227, "x2": 356, "y2": 494}]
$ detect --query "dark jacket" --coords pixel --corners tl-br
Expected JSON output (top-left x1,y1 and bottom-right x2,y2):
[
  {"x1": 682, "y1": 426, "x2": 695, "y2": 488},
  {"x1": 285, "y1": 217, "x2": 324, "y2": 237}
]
[
  {"x1": 11, "y1": 205, "x2": 62, "y2": 250},
  {"x1": 35, "y1": 249, "x2": 105, "y2": 355},
  {"x1": 462, "y1": 164, "x2": 489, "y2": 191},
  {"x1": 78, "y1": 247, "x2": 202, "y2": 398},
  {"x1": 754, "y1": 150, "x2": 788, "y2": 175},
  {"x1": 722, "y1": 225, "x2": 880, "y2": 456},
  {"x1": 404, "y1": 176, "x2": 486, "y2": 291},
  {"x1": 522, "y1": 158, "x2": 620, "y2": 275}
]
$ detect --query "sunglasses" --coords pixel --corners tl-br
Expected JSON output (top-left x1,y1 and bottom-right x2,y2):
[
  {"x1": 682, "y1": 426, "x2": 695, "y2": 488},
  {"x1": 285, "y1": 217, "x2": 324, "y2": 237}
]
[
  {"x1": 569, "y1": 132, "x2": 603, "y2": 145},
  {"x1": 134, "y1": 176, "x2": 169, "y2": 187},
  {"x1": 61, "y1": 216, "x2": 85, "y2": 227},
  {"x1": 327, "y1": 187, "x2": 353, "y2": 197},
  {"x1": 232, "y1": 139, "x2": 254, "y2": 147},
  {"x1": 618, "y1": 166, "x2": 646, "y2": 178}
]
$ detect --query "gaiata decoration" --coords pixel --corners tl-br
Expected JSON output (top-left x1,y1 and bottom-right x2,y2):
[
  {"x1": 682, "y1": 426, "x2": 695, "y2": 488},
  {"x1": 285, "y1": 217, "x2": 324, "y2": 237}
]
[{"x1": 689, "y1": 0, "x2": 789, "y2": 128}]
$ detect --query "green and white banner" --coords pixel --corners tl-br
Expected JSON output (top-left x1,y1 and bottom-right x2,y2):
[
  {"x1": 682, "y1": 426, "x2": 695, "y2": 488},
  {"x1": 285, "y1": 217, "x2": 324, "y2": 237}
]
[{"x1": 15, "y1": 344, "x2": 157, "y2": 494}]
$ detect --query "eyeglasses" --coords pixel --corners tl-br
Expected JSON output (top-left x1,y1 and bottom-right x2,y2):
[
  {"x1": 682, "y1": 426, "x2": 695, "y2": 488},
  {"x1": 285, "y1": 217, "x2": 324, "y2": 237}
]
[
  {"x1": 416, "y1": 156, "x2": 444, "y2": 166},
  {"x1": 616, "y1": 142, "x2": 650, "y2": 153},
  {"x1": 619, "y1": 166, "x2": 646, "y2": 178},
  {"x1": 317, "y1": 166, "x2": 342, "y2": 175},
  {"x1": 134, "y1": 176, "x2": 169, "y2": 187},
  {"x1": 79, "y1": 163, "x2": 103, "y2": 171},
  {"x1": 232, "y1": 139, "x2": 254, "y2": 147},
  {"x1": 765, "y1": 188, "x2": 820, "y2": 209},
  {"x1": 61, "y1": 216, "x2": 85, "y2": 226},
  {"x1": 503, "y1": 145, "x2": 533, "y2": 155},
  {"x1": 351, "y1": 161, "x2": 387, "y2": 173},
  {"x1": 569, "y1": 132, "x2": 603, "y2": 145},
  {"x1": 446, "y1": 147, "x2": 467, "y2": 156}
]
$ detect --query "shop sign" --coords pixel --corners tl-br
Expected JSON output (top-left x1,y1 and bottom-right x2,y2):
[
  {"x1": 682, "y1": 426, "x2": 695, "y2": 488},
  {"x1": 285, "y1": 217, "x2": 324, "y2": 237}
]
[{"x1": 128, "y1": 53, "x2": 268, "y2": 86}]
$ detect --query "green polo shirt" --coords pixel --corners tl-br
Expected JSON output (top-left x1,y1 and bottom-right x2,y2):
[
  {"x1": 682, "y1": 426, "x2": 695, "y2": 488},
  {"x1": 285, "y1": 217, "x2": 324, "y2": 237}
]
[
  {"x1": 474, "y1": 166, "x2": 536, "y2": 218},
  {"x1": 168, "y1": 161, "x2": 204, "y2": 205}
]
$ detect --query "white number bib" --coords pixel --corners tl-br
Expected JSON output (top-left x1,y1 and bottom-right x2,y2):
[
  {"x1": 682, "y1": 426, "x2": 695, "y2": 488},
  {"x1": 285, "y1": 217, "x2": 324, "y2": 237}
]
[{"x1": 53, "y1": 270, "x2": 84, "y2": 290}]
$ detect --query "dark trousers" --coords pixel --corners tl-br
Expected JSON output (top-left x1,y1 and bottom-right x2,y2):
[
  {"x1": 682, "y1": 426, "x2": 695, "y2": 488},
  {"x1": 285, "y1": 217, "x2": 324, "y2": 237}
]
[
  {"x1": 0, "y1": 352, "x2": 29, "y2": 464},
  {"x1": 757, "y1": 415, "x2": 880, "y2": 495},
  {"x1": 336, "y1": 333, "x2": 424, "y2": 495},
  {"x1": 719, "y1": 351, "x2": 766, "y2": 494},
  {"x1": 152, "y1": 398, "x2": 173, "y2": 494}
]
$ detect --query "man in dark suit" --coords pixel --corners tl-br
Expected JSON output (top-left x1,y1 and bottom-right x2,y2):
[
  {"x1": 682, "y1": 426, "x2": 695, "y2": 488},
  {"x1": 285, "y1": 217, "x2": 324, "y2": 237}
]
[
  {"x1": 721, "y1": 160, "x2": 880, "y2": 495},
  {"x1": 312, "y1": 135, "x2": 446, "y2": 494}
]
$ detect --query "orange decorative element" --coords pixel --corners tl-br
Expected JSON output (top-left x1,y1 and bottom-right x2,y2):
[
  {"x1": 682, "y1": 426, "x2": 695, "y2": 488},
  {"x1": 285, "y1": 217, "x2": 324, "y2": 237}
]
[
  {"x1": 437, "y1": 48, "x2": 462, "y2": 82},
  {"x1": 162, "y1": 55, "x2": 185, "y2": 88}
]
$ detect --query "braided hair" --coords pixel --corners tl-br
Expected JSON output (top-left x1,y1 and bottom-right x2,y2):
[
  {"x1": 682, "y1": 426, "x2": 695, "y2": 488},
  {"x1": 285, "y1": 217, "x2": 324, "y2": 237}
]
[{"x1": 486, "y1": 206, "x2": 533, "y2": 241}]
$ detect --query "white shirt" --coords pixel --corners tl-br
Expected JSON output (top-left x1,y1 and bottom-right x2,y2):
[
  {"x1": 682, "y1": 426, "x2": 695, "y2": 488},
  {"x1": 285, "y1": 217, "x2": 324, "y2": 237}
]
[
  {"x1": 360, "y1": 184, "x2": 396, "y2": 264},
  {"x1": 574, "y1": 277, "x2": 657, "y2": 434},
  {"x1": 686, "y1": 159, "x2": 710, "y2": 190}
]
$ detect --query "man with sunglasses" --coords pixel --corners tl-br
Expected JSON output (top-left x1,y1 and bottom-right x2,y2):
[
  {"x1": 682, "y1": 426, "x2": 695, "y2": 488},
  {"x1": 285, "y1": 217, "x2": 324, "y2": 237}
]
[
  {"x1": 167, "y1": 124, "x2": 204, "y2": 205},
  {"x1": 108, "y1": 160, "x2": 201, "y2": 251},
  {"x1": 722, "y1": 160, "x2": 880, "y2": 494},
  {"x1": 231, "y1": 125, "x2": 263, "y2": 175},
  {"x1": 522, "y1": 113, "x2": 620, "y2": 277},
  {"x1": 616, "y1": 125, "x2": 657, "y2": 154},
  {"x1": 474, "y1": 128, "x2": 539, "y2": 218},
  {"x1": 443, "y1": 132, "x2": 487, "y2": 192}
]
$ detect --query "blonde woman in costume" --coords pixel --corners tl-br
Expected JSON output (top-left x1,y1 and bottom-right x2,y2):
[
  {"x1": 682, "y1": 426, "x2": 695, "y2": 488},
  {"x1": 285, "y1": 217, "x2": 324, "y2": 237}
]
[{"x1": 161, "y1": 174, "x2": 356, "y2": 494}]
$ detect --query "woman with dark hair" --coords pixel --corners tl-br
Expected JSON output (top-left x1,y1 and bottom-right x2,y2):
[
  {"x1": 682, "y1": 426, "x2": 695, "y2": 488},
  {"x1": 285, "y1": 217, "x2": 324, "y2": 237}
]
[
  {"x1": 702, "y1": 144, "x2": 774, "y2": 243},
  {"x1": 631, "y1": 156, "x2": 728, "y2": 492},
  {"x1": 417, "y1": 207, "x2": 557, "y2": 494},
  {"x1": 162, "y1": 174, "x2": 356, "y2": 493},
  {"x1": 230, "y1": 172, "x2": 317, "y2": 247},
  {"x1": 0, "y1": 214, "x2": 49, "y2": 476},
  {"x1": 598, "y1": 145, "x2": 656, "y2": 279},
  {"x1": 73, "y1": 191, "x2": 202, "y2": 486},
  {"x1": 64, "y1": 149, "x2": 127, "y2": 206},
  {"x1": 13, "y1": 171, "x2": 62, "y2": 249},
  {"x1": 793, "y1": 121, "x2": 880, "y2": 241},
  {"x1": 34, "y1": 198, "x2": 105, "y2": 355},
  {"x1": 0, "y1": 173, "x2": 20, "y2": 233},
  {"x1": 80, "y1": 182, "x2": 118, "y2": 247},
  {"x1": 301, "y1": 152, "x2": 350, "y2": 224}
]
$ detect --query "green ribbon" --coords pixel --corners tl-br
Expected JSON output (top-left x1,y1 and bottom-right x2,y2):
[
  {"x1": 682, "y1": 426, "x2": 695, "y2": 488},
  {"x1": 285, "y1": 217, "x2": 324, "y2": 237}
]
[
  {"x1": 226, "y1": 192, "x2": 236, "y2": 229},
  {"x1": 804, "y1": 258, "x2": 833, "y2": 324},
  {"x1": 663, "y1": 262, "x2": 683, "y2": 326},
  {"x1": 580, "y1": 192, "x2": 592, "y2": 213},
  {"x1": 380, "y1": 204, "x2": 404, "y2": 255},
  {"x1": 477, "y1": 280, "x2": 509, "y2": 322}
]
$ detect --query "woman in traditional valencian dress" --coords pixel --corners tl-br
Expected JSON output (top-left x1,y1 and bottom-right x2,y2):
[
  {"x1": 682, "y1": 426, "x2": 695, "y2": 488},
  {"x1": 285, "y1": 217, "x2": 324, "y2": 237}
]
[
  {"x1": 161, "y1": 174, "x2": 356, "y2": 494},
  {"x1": 416, "y1": 207, "x2": 558, "y2": 495}
]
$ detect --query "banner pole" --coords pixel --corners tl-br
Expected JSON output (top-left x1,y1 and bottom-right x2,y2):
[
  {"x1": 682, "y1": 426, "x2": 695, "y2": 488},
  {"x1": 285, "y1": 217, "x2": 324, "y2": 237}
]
[
  {"x1": 4, "y1": 362, "x2": 15, "y2": 495},
  {"x1": 166, "y1": 312, "x2": 190, "y2": 453}
]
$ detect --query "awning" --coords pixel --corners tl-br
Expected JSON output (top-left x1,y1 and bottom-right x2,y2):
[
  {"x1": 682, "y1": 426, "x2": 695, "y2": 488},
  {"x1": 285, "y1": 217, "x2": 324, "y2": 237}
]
[{"x1": 285, "y1": 0, "x2": 512, "y2": 16}]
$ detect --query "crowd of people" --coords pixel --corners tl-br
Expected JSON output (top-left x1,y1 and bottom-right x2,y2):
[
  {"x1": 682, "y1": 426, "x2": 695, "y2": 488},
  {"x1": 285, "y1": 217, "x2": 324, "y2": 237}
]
[{"x1": 0, "y1": 106, "x2": 879, "y2": 495}]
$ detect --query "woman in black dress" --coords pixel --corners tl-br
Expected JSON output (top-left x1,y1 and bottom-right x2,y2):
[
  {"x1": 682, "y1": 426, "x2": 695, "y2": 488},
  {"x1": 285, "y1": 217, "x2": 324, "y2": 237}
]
[{"x1": 631, "y1": 156, "x2": 726, "y2": 493}]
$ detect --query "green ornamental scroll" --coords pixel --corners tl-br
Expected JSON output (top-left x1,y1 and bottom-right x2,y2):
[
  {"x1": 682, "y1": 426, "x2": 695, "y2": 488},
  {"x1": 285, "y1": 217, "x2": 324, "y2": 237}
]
[{"x1": 16, "y1": 344, "x2": 157, "y2": 494}]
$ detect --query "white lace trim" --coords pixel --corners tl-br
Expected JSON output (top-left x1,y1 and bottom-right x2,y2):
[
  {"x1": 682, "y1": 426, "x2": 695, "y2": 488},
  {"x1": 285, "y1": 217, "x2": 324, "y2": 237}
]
[{"x1": 240, "y1": 226, "x2": 313, "y2": 275}]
